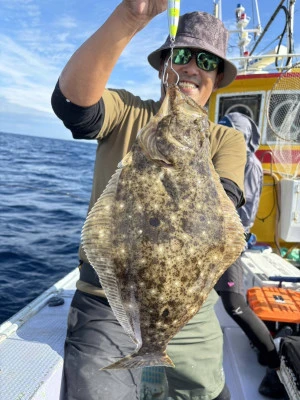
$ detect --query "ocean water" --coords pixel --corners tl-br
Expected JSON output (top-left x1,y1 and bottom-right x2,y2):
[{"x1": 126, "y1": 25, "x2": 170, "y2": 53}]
[{"x1": 0, "y1": 131, "x2": 96, "y2": 324}]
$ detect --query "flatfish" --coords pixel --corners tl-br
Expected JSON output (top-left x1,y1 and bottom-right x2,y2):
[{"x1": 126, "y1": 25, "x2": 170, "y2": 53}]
[{"x1": 81, "y1": 84, "x2": 245, "y2": 370}]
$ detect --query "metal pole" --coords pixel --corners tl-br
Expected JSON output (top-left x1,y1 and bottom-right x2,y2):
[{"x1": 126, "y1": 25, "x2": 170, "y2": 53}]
[
  {"x1": 288, "y1": 0, "x2": 296, "y2": 53},
  {"x1": 254, "y1": 0, "x2": 262, "y2": 34},
  {"x1": 213, "y1": 0, "x2": 222, "y2": 20}
]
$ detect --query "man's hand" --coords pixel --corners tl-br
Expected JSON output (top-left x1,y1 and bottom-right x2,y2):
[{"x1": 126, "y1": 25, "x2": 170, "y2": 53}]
[{"x1": 122, "y1": 0, "x2": 168, "y2": 29}]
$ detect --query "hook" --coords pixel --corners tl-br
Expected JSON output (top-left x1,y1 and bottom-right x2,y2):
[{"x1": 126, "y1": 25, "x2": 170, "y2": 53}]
[{"x1": 162, "y1": 40, "x2": 180, "y2": 87}]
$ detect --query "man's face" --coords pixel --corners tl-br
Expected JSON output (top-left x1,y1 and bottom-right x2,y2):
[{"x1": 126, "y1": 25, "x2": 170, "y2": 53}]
[{"x1": 159, "y1": 49, "x2": 224, "y2": 107}]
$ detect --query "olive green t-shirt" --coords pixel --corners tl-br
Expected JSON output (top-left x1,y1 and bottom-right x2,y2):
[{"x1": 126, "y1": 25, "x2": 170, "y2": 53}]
[{"x1": 78, "y1": 88, "x2": 246, "y2": 267}]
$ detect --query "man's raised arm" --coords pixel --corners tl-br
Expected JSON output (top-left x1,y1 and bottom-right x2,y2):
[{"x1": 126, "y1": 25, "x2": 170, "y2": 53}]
[{"x1": 58, "y1": 0, "x2": 167, "y2": 107}]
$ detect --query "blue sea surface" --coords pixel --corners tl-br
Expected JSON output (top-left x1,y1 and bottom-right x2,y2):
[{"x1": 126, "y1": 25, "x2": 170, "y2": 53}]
[{"x1": 0, "y1": 131, "x2": 96, "y2": 323}]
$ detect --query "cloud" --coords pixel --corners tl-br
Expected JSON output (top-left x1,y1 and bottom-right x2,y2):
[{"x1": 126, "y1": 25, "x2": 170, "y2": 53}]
[
  {"x1": 0, "y1": 34, "x2": 62, "y2": 114},
  {"x1": 119, "y1": 24, "x2": 167, "y2": 69},
  {"x1": 2, "y1": 0, "x2": 41, "y2": 31},
  {"x1": 55, "y1": 16, "x2": 78, "y2": 30},
  {"x1": 108, "y1": 75, "x2": 161, "y2": 101}
]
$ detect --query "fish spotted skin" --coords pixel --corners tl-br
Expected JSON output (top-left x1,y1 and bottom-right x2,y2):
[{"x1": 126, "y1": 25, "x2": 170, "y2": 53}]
[{"x1": 81, "y1": 85, "x2": 245, "y2": 369}]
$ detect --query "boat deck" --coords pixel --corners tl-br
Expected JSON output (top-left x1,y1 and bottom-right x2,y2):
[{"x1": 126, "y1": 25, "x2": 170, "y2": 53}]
[
  {"x1": 0, "y1": 270, "x2": 77, "y2": 400},
  {"x1": 1, "y1": 250, "x2": 298, "y2": 400}
]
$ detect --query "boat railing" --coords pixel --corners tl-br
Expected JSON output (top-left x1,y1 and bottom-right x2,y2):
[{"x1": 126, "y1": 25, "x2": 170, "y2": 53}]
[{"x1": 228, "y1": 53, "x2": 300, "y2": 74}]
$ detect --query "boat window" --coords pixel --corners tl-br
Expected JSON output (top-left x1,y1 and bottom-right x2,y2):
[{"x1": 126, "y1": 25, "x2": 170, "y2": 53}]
[
  {"x1": 217, "y1": 94, "x2": 262, "y2": 126},
  {"x1": 266, "y1": 92, "x2": 300, "y2": 143}
]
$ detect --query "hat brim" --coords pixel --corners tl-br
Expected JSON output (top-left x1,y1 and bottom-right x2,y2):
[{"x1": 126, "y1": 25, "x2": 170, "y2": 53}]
[{"x1": 148, "y1": 40, "x2": 237, "y2": 88}]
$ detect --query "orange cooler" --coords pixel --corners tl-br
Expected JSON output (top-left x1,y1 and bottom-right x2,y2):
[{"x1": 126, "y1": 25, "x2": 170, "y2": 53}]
[{"x1": 247, "y1": 287, "x2": 300, "y2": 334}]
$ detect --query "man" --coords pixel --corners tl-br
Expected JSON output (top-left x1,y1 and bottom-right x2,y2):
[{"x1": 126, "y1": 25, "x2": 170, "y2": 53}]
[{"x1": 51, "y1": 2, "x2": 246, "y2": 399}]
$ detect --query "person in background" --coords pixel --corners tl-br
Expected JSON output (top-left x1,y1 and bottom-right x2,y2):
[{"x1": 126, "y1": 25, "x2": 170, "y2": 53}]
[
  {"x1": 51, "y1": 1, "x2": 247, "y2": 399},
  {"x1": 215, "y1": 112, "x2": 287, "y2": 399}
]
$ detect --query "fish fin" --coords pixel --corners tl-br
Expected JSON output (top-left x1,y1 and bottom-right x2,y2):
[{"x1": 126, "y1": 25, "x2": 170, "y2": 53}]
[
  {"x1": 117, "y1": 151, "x2": 132, "y2": 168},
  {"x1": 210, "y1": 163, "x2": 246, "y2": 265},
  {"x1": 81, "y1": 168, "x2": 136, "y2": 342},
  {"x1": 101, "y1": 353, "x2": 175, "y2": 370}
]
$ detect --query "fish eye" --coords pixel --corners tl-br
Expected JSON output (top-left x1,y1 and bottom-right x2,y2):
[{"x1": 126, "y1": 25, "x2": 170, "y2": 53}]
[
  {"x1": 149, "y1": 217, "x2": 160, "y2": 227},
  {"x1": 162, "y1": 308, "x2": 169, "y2": 318}
]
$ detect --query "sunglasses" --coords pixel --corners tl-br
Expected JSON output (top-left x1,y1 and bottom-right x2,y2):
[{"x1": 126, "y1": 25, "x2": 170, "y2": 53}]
[{"x1": 171, "y1": 48, "x2": 222, "y2": 72}]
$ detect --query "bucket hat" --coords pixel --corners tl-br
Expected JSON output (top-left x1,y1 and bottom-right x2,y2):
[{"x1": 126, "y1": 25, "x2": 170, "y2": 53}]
[{"x1": 148, "y1": 11, "x2": 237, "y2": 88}]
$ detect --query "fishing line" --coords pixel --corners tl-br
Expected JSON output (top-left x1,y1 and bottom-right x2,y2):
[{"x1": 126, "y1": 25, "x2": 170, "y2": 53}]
[{"x1": 163, "y1": 0, "x2": 180, "y2": 87}]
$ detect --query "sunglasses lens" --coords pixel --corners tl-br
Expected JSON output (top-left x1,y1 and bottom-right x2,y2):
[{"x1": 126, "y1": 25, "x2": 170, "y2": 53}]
[
  {"x1": 171, "y1": 48, "x2": 221, "y2": 71},
  {"x1": 172, "y1": 49, "x2": 192, "y2": 65},
  {"x1": 197, "y1": 52, "x2": 220, "y2": 71}
]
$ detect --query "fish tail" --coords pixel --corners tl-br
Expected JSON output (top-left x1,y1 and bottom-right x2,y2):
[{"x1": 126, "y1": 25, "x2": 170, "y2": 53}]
[{"x1": 101, "y1": 352, "x2": 175, "y2": 370}]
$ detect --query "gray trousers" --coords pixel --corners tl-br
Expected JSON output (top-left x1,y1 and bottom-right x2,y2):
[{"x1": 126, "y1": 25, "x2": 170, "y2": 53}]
[{"x1": 60, "y1": 289, "x2": 225, "y2": 400}]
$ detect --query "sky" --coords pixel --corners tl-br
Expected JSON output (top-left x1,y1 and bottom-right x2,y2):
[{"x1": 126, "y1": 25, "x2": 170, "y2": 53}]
[{"x1": 1, "y1": 0, "x2": 300, "y2": 141}]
